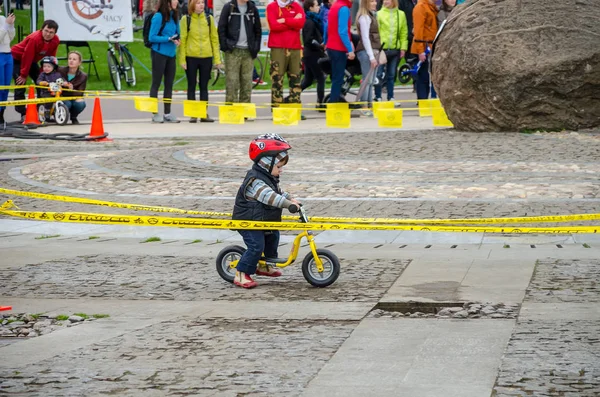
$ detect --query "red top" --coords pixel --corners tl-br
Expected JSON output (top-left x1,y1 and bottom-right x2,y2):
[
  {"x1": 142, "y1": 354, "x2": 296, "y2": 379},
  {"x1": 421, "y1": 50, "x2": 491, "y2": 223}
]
[
  {"x1": 11, "y1": 31, "x2": 60, "y2": 79},
  {"x1": 266, "y1": 1, "x2": 305, "y2": 50},
  {"x1": 326, "y1": 0, "x2": 352, "y2": 52},
  {"x1": 207, "y1": 0, "x2": 213, "y2": 9}
]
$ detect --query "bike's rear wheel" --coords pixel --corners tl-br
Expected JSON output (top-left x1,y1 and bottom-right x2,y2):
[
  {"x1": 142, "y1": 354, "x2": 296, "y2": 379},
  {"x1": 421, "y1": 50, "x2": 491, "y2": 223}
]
[
  {"x1": 107, "y1": 51, "x2": 121, "y2": 91},
  {"x1": 122, "y1": 49, "x2": 136, "y2": 87},
  {"x1": 216, "y1": 245, "x2": 246, "y2": 283},
  {"x1": 302, "y1": 249, "x2": 340, "y2": 287}
]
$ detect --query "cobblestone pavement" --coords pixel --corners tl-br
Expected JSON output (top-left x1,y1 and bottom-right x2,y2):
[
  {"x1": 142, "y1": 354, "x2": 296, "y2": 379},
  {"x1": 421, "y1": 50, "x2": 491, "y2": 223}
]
[
  {"x1": 0, "y1": 252, "x2": 404, "y2": 395},
  {"x1": 492, "y1": 259, "x2": 600, "y2": 396},
  {"x1": 2, "y1": 128, "x2": 600, "y2": 396},
  {"x1": 1, "y1": 129, "x2": 600, "y2": 223},
  {"x1": 0, "y1": 255, "x2": 409, "y2": 302},
  {"x1": 0, "y1": 317, "x2": 357, "y2": 396}
]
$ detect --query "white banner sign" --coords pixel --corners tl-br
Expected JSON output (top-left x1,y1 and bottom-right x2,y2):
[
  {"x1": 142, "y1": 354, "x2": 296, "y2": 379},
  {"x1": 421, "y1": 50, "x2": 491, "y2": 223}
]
[{"x1": 44, "y1": 0, "x2": 134, "y2": 42}]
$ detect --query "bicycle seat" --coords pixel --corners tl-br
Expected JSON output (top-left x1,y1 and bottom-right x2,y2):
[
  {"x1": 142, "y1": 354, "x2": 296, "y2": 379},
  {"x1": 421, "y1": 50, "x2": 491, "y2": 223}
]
[{"x1": 262, "y1": 257, "x2": 288, "y2": 264}]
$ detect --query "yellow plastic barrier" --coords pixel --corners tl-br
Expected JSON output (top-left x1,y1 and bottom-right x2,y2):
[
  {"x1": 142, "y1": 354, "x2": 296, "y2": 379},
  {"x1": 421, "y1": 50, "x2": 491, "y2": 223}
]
[
  {"x1": 219, "y1": 104, "x2": 245, "y2": 124},
  {"x1": 377, "y1": 109, "x2": 403, "y2": 128},
  {"x1": 183, "y1": 100, "x2": 208, "y2": 119}
]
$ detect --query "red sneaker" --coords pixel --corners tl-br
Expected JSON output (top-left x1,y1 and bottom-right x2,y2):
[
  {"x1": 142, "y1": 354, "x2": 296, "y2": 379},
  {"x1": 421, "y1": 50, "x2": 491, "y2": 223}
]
[
  {"x1": 256, "y1": 264, "x2": 282, "y2": 277},
  {"x1": 233, "y1": 272, "x2": 258, "y2": 288}
]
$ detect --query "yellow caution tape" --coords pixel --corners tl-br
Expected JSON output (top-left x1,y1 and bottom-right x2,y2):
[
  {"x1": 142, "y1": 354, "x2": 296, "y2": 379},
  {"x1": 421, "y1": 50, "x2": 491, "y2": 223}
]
[
  {"x1": 0, "y1": 207, "x2": 598, "y2": 233},
  {"x1": 2, "y1": 188, "x2": 600, "y2": 225},
  {"x1": 0, "y1": 188, "x2": 230, "y2": 217}
]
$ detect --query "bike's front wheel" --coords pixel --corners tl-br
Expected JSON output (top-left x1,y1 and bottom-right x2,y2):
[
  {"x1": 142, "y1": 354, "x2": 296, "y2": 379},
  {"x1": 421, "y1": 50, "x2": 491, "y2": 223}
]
[
  {"x1": 216, "y1": 245, "x2": 246, "y2": 283},
  {"x1": 107, "y1": 51, "x2": 122, "y2": 91},
  {"x1": 397, "y1": 63, "x2": 412, "y2": 85},
  {"x1": 122, "y1": 49, "x2": 136, "y2": 87},
  {"x1": 302, "y1": 249, "x2": 340, "y2": 288},
  {"x1": 54, "y1": 102, "x2": 70, "y2": 125}
]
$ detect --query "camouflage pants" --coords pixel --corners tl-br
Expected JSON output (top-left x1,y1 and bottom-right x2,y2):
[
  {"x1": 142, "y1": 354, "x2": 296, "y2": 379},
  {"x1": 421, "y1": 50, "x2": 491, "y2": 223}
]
[
  {"x1": 224, "y1": 48, "x2": 253, "y2": 104},
  {"x1": 270, "y1": 48, "x2": 302, "y2": 105}
]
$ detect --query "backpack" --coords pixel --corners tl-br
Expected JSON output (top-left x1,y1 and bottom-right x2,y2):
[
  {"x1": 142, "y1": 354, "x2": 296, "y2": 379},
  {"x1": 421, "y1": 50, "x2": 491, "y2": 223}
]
[
  {"x1": 143, "y1": 12, "x2": 167, "y2": 49},
  {"x1": 185, "y1": 13, "x2": 211, "y2": 34}
]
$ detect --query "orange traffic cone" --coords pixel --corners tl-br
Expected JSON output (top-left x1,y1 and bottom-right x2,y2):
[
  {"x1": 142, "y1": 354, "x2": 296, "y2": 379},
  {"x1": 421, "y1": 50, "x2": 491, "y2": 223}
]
[
  {"x1": 22, "y1": 85, "x2": 41, "y2": 127},
  {"x1": 88, "y1": 97, "x2": 112, "y2": 142}
]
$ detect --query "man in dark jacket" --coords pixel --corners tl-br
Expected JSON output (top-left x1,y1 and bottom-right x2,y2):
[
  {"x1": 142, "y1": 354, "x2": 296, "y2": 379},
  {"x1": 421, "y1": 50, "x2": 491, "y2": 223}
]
[
  {"x1": 218, "y1": 0, "x2": 262, "y2": 104},
  {"x1": 11, "y1": 19, "x2": 60, "y2": 119},
  {"x1": 398, "y1": 0, "x2": 414, "y2": 59}
]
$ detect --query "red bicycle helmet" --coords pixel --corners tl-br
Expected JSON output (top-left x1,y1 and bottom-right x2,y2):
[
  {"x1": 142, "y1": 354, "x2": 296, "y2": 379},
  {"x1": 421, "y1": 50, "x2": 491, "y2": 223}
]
[{"x1": 249, "y1": 133, "x2": 291, "y2": 162}]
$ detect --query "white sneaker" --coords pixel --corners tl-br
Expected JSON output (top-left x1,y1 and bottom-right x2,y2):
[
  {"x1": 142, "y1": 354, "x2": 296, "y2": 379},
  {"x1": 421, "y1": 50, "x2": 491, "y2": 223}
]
[
  {"x1": 151, "y1": 114, "x2": 163, "y2": 123},
  {"x1": 163, "y1": 114, "x2": 180, "y2": 123}
]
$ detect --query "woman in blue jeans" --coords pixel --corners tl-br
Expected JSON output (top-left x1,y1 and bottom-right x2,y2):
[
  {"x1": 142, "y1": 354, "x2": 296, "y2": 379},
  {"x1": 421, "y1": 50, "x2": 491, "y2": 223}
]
[
  {"x1": 355, "y1": 0, "x2": 380, "y2": 116},
  {"x1": 0, "y1": 11, "x2": 15, "y2": 127},
  {"x1": 58, "y1": 51, "x2": 88, "y2": 124},
  {"x1": 375, "y1": 0, "x2": 408, "y2": 102}
]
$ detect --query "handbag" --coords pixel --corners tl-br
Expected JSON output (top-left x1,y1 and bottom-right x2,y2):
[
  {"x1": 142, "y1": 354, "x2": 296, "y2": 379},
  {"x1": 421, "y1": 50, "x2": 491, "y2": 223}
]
[{"x1": 375, "y1": 49, "x2": 387, "y2": 65}]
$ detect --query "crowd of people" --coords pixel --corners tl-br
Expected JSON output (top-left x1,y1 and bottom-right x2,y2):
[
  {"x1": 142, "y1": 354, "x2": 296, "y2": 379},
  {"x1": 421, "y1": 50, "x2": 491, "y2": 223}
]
[
  {"x1": 0, "y1": 0, "x2": 453, "y2": 127},
  {"x1": 0, "y1": 13, "x2": 88, "y2": 128},
  {"x1": 145, "y1": 0, "x2": 453, "y2": 122}
]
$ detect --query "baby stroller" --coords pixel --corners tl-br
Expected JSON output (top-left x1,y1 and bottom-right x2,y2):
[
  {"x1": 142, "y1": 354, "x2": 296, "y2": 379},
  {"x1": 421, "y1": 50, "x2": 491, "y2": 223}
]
[{"x1": 318, "y1": 33, "x2": 363, "y2": 107}]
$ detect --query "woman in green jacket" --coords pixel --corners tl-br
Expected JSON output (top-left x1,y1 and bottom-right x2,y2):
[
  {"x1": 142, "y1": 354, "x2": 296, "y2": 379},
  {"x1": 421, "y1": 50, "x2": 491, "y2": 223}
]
[
  {"x1": 179, "y1": 0, "x2": 222, "y2": 122},
  {"x1": 375, "y1": 0, "x2": 408, "y2": 102}
]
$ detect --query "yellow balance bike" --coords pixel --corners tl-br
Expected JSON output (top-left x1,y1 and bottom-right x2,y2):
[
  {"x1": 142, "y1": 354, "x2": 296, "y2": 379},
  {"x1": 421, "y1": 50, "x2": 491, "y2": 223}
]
[{"x1": 216, "y1": 207, "x2": 340, "y2": 287}]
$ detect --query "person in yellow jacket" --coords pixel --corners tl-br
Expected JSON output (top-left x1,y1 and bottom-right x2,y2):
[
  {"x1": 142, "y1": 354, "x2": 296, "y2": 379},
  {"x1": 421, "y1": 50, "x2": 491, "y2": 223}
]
[
  {"x1": 375, "y1": 0, "x2": 408, "y2": 102},
  {"x1": 179, "y1": 0, "x2": 222, "y2": 122}
]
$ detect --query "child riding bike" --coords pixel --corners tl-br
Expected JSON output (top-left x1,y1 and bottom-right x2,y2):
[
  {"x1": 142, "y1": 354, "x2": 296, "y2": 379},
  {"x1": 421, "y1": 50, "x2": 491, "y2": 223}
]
[{"x1": 231, "y1": 133, "x2": 302, "y2": 289}]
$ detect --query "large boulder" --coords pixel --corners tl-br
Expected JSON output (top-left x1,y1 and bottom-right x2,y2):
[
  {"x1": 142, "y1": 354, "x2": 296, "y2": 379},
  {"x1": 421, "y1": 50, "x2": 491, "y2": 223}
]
[{"x1": 431, "y1": 0, "x2": 600, "y2": 132}]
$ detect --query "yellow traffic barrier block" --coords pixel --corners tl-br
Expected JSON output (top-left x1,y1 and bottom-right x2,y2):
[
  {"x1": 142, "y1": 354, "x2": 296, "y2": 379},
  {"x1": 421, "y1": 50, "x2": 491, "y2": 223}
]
[
  {"x1": 219, "y1": 104, "x2": 245, "y2": 124},
  {"x1": 373, "y1": 101, "x2": 394, "y2": 119},
  {"x1": 327, "y1": 102, "x2": 349, "y2": 110},
  {"x1": 183, "y1": 100, "x2": 207, "y2": 119},
  {"x1": 326, "y1": 107, "x2": 351, "y2": 128},
  {"x1": 417, "y1": 99, "x2": 433, "y2": 117},
  {"x1": 242, "y1": 103, "x2": 257, "y2": 119},
  {"x1": 432, "y1": 107, "x2": 454, "y2": 127},
  {"x1": 377, "y1": 109, "x2": 403, "y2": 128},
  {"x1": 273, "y1": 107, "x2": 300, "y2": 126},
  {"x1": 134, "y1": 97, "x2": 158, "y2": 113}
]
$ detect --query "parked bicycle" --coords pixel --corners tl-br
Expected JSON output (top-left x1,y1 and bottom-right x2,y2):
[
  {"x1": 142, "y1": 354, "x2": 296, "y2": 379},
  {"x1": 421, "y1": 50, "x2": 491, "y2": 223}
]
[{"x1": 96, "y1": 27, "x2": 137, "y2": 91}]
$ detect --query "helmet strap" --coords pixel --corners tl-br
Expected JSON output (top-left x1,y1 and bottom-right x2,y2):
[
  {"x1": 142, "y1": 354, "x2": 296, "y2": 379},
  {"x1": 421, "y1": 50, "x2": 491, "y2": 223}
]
[{"x1": 269, "y1": 156, "x2": 276, "y2": 174}]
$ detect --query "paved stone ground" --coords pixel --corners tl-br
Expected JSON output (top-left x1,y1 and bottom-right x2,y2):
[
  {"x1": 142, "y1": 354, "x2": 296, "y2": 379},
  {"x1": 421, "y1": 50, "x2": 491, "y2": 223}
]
[
  {"x1": 0, "y1": 254, "x2": 409, "y2": 302},
  {"x1": 0, "y1": 317, "x2": 357, "y2": 396},
  {"x1": 2, "y1": 129, "x2": 600, "y2": 225},
  {"x1": 2, "y1": 128, "x2": 600, "y2": 396},
  {"x1": 492, "y1": 259, "x2": 600, "y2": 396}
]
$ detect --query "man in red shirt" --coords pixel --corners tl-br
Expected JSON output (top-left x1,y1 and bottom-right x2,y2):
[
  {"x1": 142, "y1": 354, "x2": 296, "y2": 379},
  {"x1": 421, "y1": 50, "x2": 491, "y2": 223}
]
[
  {"x1": 266, "y1": 0, "x2": 305, "y2": 106},
  {"x1": 11, "y1": 20, "x2": 60, "y2": 119}
]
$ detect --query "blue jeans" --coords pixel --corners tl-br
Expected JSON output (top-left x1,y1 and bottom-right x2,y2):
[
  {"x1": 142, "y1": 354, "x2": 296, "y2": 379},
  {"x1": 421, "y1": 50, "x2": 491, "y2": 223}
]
[
  {"x1": 374, "y1": 52, "x2": 400, "y2": 101},
  {"x1": 236, "y1": 230, "x2": 280, "y2": 275},
  {"x1": 0, "y1": 53, "x2": 13, "y2": 111},
  {"x1": 327, "y1": 49, "x2": 347, "y2": 103},
  {"x1": 63, "y1": 100, "x2": 87, "y2": 119},
  {"x1": 357, "y1": 50, "x2": 375, "y2": 105},
  {"x1": 415, "y1": 59, "x2": 437, "y2": 100}
]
